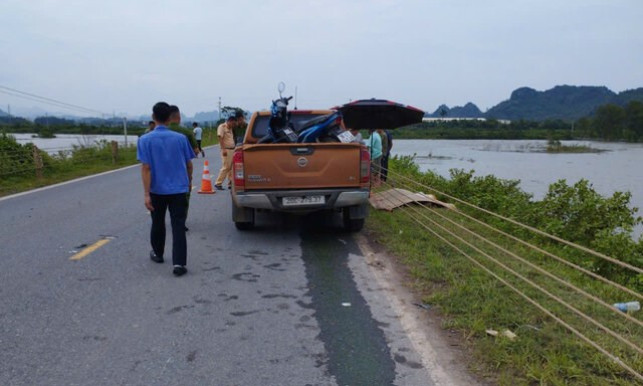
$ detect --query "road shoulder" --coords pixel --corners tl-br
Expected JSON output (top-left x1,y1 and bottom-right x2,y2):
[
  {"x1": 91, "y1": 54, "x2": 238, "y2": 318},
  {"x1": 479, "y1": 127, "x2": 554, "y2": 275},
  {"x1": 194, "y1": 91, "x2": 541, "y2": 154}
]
[{"x1": 354, "y1": 233, "x2": 488, "y2": 386}]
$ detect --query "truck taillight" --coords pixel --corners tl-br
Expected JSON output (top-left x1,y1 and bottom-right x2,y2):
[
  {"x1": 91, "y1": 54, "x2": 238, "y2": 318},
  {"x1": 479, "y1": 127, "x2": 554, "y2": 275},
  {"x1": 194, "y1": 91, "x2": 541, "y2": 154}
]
[
  {"x1": 233, "y1": 149, "x2": 244, "y2": 188},
  {"x1": 360, "y1": 146, "x2": 370, "y2": 184}
]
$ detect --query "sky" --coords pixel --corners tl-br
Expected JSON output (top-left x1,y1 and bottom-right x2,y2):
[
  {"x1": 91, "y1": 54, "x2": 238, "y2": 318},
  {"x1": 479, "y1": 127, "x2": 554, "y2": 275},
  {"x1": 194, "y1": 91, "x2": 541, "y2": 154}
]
[{"x1": 1, "y1": 0, "x2": 642, "y2": 118}]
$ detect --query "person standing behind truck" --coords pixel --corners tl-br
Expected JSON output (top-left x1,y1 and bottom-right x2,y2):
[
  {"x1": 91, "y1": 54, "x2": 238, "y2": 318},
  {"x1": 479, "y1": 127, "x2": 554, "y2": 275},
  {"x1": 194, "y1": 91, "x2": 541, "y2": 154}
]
[
  {"x1": 377, "y1": 129, "x2": 388, "y2": 182},
  {"x1": 145, "y1": 120, "x2": 156, "y2": 134},
  {"x1": 137, "y1": 102, "x2": 196, "y2": 277},
  {"x1": 233, "y1": 110, "x2": 247, "y2": 146},
  {"x1": 350, "y1": 128, "x2": 364, "y2": 144},
  {"x1": 192, "y1": 122, "x2": 204, "y2": 157},
  {"x1": 168, "y1": 105, "x2": 198, "y2": 230},
  {"x1": 381, "y1": 129, "x2": 392, "y2": 182},
  {"x1": 366, "y1": 128, "x2": 382, "y2": 187},
  {"x1": 214, "y1": 115, "x2": 236, "y2": 190},
  {"x1": 168, "y1": 105, "x2": 198, "y2": 153}
]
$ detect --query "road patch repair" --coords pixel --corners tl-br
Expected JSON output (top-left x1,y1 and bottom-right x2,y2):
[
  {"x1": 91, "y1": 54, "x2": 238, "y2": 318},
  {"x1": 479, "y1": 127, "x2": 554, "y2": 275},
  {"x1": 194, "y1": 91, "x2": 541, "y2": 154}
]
[{"x1": 369, "y1": 188, "x2": 455, "y2": 211}]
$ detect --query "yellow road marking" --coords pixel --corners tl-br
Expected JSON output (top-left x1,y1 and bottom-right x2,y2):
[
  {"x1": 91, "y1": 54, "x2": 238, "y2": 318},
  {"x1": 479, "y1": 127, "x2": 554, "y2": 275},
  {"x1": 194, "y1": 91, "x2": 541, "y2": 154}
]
[{"x1": 69, "y1": 238, "x2": 111, "y2": 261}]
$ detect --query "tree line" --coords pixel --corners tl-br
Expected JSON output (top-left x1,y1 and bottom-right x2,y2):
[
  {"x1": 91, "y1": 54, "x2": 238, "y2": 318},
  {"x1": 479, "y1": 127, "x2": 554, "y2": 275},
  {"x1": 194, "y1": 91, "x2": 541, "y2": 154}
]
[
  {"x1": 397, "y1": 101, "x2": 643, "y2": 142},
  {"x1": 573, "y1": 101, "x2": 643, "y2": 141},
  {"x1": 2, "y1": 101, "x2": 642, "y2": 142}
]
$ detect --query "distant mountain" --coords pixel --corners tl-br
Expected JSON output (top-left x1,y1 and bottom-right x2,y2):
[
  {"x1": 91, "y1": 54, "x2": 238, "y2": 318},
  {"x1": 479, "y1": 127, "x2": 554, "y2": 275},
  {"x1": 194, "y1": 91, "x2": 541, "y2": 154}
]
[
  {"x1": 430, "y1": 85, "x2": 643, "y2": 121},
  {"x1": 611, "y1": 88, "x2": 643, "y2": 106},
  {"x1": 485, "y1": 85, "x2": 619, "y2": 120},
  {"x1": 193, "y1": 110, "x2": 220, "y2": 123},
  {"x1": 428, "y1": 102, "x2": 483, "y2": 118},
  {"x1": 0, "y1": 108, "x2": 7, "y2": 117}
]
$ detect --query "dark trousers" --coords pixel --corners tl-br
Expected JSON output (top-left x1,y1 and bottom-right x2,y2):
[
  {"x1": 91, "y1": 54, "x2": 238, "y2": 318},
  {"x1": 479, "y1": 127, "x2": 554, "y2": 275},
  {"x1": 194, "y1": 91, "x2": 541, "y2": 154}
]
[
  {"x1": 381, "y1": 155, "x2": 389, "y2": 182},
  {"x1": 150, "y1": 193, "x2": 188, "y2": 266}
]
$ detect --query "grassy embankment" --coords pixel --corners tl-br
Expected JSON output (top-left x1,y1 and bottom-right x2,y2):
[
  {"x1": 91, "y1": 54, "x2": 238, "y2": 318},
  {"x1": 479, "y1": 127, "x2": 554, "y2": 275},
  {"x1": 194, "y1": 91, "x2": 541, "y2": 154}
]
[
  {"x1": 0, "y1": 129, "x2": 219, "y2": 197},
  {"x1": 366, "y1": 156, "x2": 642, "y2": 385}
]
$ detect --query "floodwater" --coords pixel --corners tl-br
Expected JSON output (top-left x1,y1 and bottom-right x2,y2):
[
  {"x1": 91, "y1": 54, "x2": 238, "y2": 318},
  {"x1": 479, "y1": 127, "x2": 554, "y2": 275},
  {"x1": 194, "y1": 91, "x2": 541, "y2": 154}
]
[
  {"x1": 8, "y1": 134, "x2": 643, "y2": 238},
  {"x1": 392, "y1": 139, "x2": 643, "y2": 239},
  {"x1": 11, "y1": 133, "x2": 138, "y2": 153}
]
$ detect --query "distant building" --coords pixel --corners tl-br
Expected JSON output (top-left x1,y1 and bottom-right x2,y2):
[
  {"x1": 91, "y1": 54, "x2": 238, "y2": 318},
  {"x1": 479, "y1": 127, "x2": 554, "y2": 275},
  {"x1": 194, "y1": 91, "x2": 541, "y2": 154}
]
[{"x1": 422, "y1": 117, "x2": 511, "y2": 124}]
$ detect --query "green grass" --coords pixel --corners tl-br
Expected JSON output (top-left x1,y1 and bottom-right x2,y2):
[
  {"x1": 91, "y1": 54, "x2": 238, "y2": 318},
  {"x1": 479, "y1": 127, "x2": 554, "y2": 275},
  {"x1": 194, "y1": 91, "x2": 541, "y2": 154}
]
[
  {"x1": 366, "y1": 164, "x2": 643, "y2": 385},
  {"x1": 0, "y1": 144, "x2": 140, "y2": 196},
  {"x1": 0, "y1": 129, "x2": 220, "y2": 197}
]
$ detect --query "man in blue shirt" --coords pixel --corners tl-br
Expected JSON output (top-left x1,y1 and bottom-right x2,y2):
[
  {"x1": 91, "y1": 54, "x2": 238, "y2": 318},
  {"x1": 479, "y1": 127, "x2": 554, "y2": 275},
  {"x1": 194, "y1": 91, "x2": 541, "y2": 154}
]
[{"x1": 137, "y1": 102, "x2": 196, "y2": 277}]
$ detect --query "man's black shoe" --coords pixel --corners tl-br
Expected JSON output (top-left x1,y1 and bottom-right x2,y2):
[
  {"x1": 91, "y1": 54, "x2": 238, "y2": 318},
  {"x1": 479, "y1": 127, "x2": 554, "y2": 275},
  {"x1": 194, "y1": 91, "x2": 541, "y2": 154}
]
[
  {"x1": 150, "y1": 250, "x2": 164, "y2": 263},
  {"x1": 214, "y1": 185, "x2": 224, "y2": 191},
  {"x1": 173, "y1": 265, "x2": 187, "y2": 276}
]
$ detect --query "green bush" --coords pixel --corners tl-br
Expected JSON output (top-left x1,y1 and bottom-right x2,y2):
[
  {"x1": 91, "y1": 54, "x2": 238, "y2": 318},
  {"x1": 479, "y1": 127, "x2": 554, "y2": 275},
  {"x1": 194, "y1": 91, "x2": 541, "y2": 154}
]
[{"x1": 372, "y1": 156, "x2": 643, "y2": 384}]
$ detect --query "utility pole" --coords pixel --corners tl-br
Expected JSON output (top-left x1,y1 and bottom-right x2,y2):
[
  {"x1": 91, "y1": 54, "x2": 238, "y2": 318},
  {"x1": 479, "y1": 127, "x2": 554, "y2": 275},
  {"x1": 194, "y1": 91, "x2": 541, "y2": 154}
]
[
  {"x1": 123, "y1": 117, "x2": 128, "y2": 147},
  {"x1": 218, "y1": 97, "x2": 221, "y2": 123},
  {"x1": 7, "y1": 104, "x2": 10, "y2": 125}
]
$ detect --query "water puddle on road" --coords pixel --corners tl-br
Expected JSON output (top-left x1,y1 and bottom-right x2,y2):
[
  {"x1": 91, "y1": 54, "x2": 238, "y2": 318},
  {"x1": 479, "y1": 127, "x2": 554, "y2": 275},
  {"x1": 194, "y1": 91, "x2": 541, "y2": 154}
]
[{"x1": 299, "y1": 215, "x2": 396, "y2": 385}]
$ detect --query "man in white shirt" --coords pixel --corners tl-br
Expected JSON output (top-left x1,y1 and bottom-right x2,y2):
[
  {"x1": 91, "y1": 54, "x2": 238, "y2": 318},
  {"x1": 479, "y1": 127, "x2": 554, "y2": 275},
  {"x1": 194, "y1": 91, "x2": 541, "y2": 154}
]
[{"x1": 192, "y1": 122, "x2": 204, "y2": 157}]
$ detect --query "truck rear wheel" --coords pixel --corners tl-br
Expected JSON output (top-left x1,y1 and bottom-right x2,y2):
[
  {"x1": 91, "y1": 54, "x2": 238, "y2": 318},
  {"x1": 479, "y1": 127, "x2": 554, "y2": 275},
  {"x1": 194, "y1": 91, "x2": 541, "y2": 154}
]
[
  {"x1": 232, "y1": 202, "x2": 255, "y2": 230},
  {"x1": 235, "y1": 220, "x2": 255, "y2": 231},
  {"x1": 343, "y1": 207, "x2": 365, "y2": 232}
]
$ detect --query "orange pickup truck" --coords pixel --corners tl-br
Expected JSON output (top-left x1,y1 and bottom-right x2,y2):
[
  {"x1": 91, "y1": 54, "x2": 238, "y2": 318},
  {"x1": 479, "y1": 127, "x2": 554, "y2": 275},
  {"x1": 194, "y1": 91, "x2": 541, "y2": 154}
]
[{"x1": 230, "y1": 109, "x2": 371, "y2": 231}]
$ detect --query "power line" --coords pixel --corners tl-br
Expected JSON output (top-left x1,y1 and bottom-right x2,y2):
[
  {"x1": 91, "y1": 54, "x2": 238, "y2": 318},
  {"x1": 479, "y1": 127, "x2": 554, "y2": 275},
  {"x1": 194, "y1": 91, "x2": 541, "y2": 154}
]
[
  {"x1": 0, "y1": 85, "x2": 106, "y2": 116},
  {"x1": 385, "y1": 168, "x2": 643, "y2": 275},
  {"x1": 373, "y1": 179, "x2": 643, "y2": 381},
  {"x1": 385, "y1": 169, "x2": 643, "y2": 301}
]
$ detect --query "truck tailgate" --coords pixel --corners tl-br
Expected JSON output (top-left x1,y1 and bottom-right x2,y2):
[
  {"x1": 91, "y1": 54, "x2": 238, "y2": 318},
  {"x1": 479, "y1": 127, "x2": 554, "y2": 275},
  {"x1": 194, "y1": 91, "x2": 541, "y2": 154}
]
[{"x1": 241, "y1": 143, "x2": 362, "y2": 190}]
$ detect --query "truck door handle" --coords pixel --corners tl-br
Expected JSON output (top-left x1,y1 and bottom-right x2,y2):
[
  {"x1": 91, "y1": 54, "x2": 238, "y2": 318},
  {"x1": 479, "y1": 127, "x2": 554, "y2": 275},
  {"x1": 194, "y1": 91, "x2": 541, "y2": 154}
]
[{"x1": 290, "y1": 147, "x2": 314, "y2": 155}]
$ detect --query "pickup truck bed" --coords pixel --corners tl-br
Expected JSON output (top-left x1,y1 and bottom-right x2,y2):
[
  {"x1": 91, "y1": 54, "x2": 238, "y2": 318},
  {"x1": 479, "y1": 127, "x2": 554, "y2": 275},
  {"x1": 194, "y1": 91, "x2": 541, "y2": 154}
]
[{"x1": 230, "y1": 110, "x2": 371, "y2": 231}]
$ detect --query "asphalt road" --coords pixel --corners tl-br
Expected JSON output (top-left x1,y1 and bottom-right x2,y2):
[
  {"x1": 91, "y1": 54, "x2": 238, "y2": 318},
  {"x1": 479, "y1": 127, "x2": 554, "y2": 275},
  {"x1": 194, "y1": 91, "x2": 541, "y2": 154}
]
[{"x1": 0, "y1": 149, "x2": 442, "y2": 386}]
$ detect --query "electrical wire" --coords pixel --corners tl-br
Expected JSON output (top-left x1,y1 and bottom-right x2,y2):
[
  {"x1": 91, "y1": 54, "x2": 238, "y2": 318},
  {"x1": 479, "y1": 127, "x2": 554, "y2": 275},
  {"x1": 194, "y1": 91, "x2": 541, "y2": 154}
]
[
  {"x1": 384, "y1": 167, "x2": 643, "y2": 275},
  {"x1": 382, "y1": 182, "x2": 643, "y2": 346},
  {"x1": 0, "y1": 85, "x2": 105, "y2": 116},
  {"x1": 372, "y1": 181, "x2": 643, "y2": 381},
  {"x1": 379, "y1": 180, "x2": 643, "y2": 331}
]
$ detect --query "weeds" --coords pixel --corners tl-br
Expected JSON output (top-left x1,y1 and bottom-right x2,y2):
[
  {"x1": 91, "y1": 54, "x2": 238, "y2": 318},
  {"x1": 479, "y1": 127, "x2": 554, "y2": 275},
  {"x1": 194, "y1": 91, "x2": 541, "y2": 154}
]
[{"x1": 367, "y1": 156, "x2": 643, "y2": 384}]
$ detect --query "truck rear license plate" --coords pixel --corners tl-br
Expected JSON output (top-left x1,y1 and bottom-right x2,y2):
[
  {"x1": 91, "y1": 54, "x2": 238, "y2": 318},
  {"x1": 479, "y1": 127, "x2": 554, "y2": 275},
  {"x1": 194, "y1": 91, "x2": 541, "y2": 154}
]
[{"x1": 282, "y1": 195, "x2": 325, "y2": 206}]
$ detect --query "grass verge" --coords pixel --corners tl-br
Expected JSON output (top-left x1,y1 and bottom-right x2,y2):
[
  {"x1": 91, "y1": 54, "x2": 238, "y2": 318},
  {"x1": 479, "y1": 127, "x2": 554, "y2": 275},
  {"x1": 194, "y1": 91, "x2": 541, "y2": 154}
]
[
  {"x1": 0, "y1": 131, "x2": 220, "y2": 197},
  {"x1": 365, "y1": 157, "x2": 642, "y2": 385}
]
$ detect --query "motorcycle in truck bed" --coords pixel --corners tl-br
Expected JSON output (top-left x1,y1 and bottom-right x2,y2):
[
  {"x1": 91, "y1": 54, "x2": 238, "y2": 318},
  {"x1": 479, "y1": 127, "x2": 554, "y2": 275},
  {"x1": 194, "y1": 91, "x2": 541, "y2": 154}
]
[
  {"x1": 229, "y1": 83, "x2": 424, "y2": 231},
  {"x1": 231, "y1": 109, "x2": 371, "y2": 232}
]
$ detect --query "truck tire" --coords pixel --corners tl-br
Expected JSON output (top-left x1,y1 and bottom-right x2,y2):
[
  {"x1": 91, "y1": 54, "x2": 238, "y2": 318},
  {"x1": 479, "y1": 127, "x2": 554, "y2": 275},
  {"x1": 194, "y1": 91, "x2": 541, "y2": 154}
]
[
  {"x1": 232, "y1": 202, "x2": 255, "y2": 230},
  {"x1": 343, "y1": 208, "x2": 365, "y2": 232},
  {"x1": 235, "y1": 220, "x2": 254, "y2": 231}
]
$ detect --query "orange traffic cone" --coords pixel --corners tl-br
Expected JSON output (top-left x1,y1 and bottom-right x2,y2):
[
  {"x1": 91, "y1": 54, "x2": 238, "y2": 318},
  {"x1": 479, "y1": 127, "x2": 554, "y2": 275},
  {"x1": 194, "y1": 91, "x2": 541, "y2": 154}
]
[{"x1": 198, "y1": 160, "x2": 215, "y2": 194}]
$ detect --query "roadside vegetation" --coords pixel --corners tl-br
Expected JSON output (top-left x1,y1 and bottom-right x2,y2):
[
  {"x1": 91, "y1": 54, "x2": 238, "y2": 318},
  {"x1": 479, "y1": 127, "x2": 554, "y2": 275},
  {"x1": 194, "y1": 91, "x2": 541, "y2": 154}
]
[
  {"x1": 366, "y1": 156, "x2": 643, "y2": 385},
  {"x1": 0, "y1": 128, "x2": 219, "y2": 197},
  {"x1": 394, "y1": 100, "x2": 643, "y2": 142}
]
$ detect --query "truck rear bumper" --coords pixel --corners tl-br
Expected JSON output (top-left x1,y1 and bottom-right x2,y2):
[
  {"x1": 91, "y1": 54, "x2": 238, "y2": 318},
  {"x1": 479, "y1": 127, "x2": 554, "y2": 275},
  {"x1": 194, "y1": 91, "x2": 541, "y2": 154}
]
[{"x1": 234, "y1": 188, "x2": 370, "y2": 211}]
